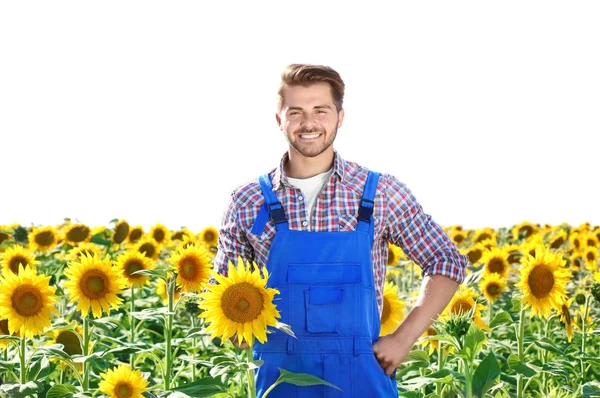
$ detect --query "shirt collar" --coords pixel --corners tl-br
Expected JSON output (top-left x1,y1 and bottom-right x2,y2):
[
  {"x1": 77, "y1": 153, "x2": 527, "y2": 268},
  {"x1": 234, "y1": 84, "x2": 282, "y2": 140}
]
[{"x1": 272, "y1": 150, "x2": 346, "y2": 191}]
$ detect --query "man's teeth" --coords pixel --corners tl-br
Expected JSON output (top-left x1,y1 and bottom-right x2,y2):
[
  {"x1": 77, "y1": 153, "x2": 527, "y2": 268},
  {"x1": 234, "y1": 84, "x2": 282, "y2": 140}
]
[{"x1": 300, "y1": 134, "x2": 321, "y2": 139}]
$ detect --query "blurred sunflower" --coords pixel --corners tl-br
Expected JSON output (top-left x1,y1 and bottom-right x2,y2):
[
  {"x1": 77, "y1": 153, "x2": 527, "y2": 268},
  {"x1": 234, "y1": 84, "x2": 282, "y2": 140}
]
[
  {"x1": 450, "y1": 230, "x2": 468, "y2": 246},
  {"x1": 569, "y1": 232, "x2": 583, "y2": 252},
  {"x1": 0, "y1": 226, "x2": 12, "y2": 246},
  {"x1": 63, "y1": 253, "x2": 127, "y2": 318},
  {"x1": 548, "y1": 229, "x2": 567, "y2": 250},
  {"x1": 512, "y1": 221, "x2": 538, "y2": 241},
  {"x1": 442, "y1": 285, "x2": 489, "y2": 331},
  {"x1": 557, "y1": 297, "x2": 575, "y2": 342},
  {"x1": 419, "y1": 327, "x2": 439, "y2": 355},
  {"x1": 504, "y1": 244, "x2": 523, "y2": 265},
  {"x1": 135, "y1": 237, "x2": 161, "y2": 261},
  {"x1": 480, "y1": 247, "x2": 510, "y2": 279},
  {"x1": 583, "y1": 233, "x2": 599, "y2": 248},
  {"x1": 63, "y1": 223, "x2": 92, "y2": 246},
  {"x1": 149, "y1": 223, "x2": 170, "y2": 246},
  {"x1": 379, "y1": 281, "x2": 405, "y2": 336},
  {"x1": 169, "y1": 244, "x2": 212, "y2": 293},
  {"x1": 199, "y1": 226, "x2": 219, "y2": 248},
  {"x1": 387, "y1": 244, "x2": 403, "y2": 266},
  {"x1": 569, "y1": 252, "x2": 585, "y2": 271},
  {"x1": 99, "y1": 364, "x2": 148, "y2": 398},
  {"x1": 478, "y1": 272, "x2": 506, "y2": 303},
  {"x1": 127, "y1": 225, "x2": 144, "y2": 245},
  {"x1": 112, "y1": 220, "x2": 130, "y2": 245},
  {"x1": 115, "y1": 250, "x2": 155, "y2": 288},
  {"x1": 171, "y1": 228, "x2": 194, "y2": 242},
  {"x1": 472, "y1": 228, "x2": 496, "y2": 245},
  {"x1": 28, "y1": 226, "x2": 59, "y2": 253},
  {"x1": 0, "y1": 265, "x2": 57, "y2": 338},
  {"x1": 47, "y1": 325, "x2": 86, "y2": 371},
  {"x1": 66, "y1": 242, "x2": 102, "y2": 262},
  {"x1": 199, "y1": 257, "x2": 281, "y2": 347},
  {"x1": 156, "y1": 277, "x2": 181, "y2": 305},
  {"x1": 515, "y1": 246, "x2": 571, "y2": 318},
  {"x1": 583, "y1": 247, "x2": 598, "y2": 271},
  {"x1": 0, "y1": 245, "x2": 38, "y2": 275},
  {"x1": 0, "y1": 318, "x2": 19, "y2": 349},
  {"x1": 461, "y1": 243, "x2": 487, "y2": 267}
]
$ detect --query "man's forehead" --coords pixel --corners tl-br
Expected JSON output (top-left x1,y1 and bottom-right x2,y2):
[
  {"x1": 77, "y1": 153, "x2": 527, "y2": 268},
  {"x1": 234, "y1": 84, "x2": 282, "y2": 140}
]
[{"x1": 281, "y1": 83, "x2": 335, "y2": 107}]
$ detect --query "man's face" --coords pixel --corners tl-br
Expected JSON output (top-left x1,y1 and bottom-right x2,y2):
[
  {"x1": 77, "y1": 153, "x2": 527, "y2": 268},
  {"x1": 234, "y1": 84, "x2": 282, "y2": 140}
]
[{"x1": 276, "y1": 83, "x2": 344, "y2": 159}]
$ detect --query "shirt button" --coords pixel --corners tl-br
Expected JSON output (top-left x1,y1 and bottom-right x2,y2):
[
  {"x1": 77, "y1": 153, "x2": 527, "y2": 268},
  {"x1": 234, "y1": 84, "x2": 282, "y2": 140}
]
[
  {"x1": 302, "y1": 220, "x2": 308, "y2": 227},
  {"x1": 298, "y1": 195, "x2": 304, "y2": 201}
]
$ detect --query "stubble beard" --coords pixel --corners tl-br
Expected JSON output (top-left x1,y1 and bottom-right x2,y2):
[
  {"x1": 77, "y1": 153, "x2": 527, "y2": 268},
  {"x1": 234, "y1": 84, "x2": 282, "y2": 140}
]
[{"x1": 288, "y1": 125, "x2": 338, "y2": 158}]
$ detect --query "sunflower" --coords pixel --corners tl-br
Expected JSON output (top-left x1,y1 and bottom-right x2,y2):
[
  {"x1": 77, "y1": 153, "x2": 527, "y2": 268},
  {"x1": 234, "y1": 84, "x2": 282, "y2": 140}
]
[
  {"x1": 450, "y1": 230, "x2": 468, "y2": 245},
  {"x1": 63, "y1": 253, "x2": 127, "y2": 318},
  {"x1": 135, "y1": 237, "x2": 161, "y2": 261},
  {"x1": 127, "y1": 226, "x2": 144, "y2": 245},
  {"x1": 379, "y1": 281, "x2": 405, "y2": 336},
  {"x1": 0, "y1": 226, "x2": 12, "y2": 246},
  {"x1": 115, "y1": 250, "x2": 155, "y2": 288},
  {"x1": 419, "y1": 327, "x2": 440, "y2": 355},
  {"x1": 156, "y1": 277, "x2": 181, "y2": 305},
  {"x1": 0, "y1": 265, "x2": 57, "y2": 338},
  {"x1": 0, "y1": 245, "x2": 38, "y2": 275},
  {"x1": 480, "y1": 247, "x2": 510, "y2": 279},
  {"x1": 199, "y1": 226, "x2": 219, "y2": 248},
  {"x1": 512, "y1": 221, "x2": 538, "y2": 241},
  {"x1": 515, "y1": 246, "x2": 571, "y2": 318},
  {"x1": 169, "y1": 244, "x2": 212, "y2": 293},
  {"x1": 583, "y1": 233, "x2": 599, "y2": 248},
  {"x1": 570, "y1": 232, "x2": 583, "y2": 251},
  {"x1": 49, "y1": 326, "x2": 83, "y2": 357},
  {"x1": 28, "y1": 226, "x2": 59, "y2": 253},
  {"x1": 583, "y1": 247, "x2": 598, "y2": 270},
  {"x1": 199, "y1": 257, "x2": 281, "y2": 347},
  {"x1": 478, "y1": 272, "x2": 506, "y2": 303},
  {"x1": 557, "y1": 297, "x2": 575, "y2": 342},
  {"x1": 148, "y1": 223, "x2": 170, "y2": 246},
  {"x1": 442, "y1": 285, "x2": 489, "y2": 331},
  {"x1": 387, "y1": 244, "x2": 403, "y2": 266},
  {"x1": 0, "y1": 318, "x2": 19, "y2": 349},
  {"x1": 66, "y1": 242, "x2": 103, "y2": 262},
  {"x1": 63, "y1": 223, "x2": 92, "y2": 246},
  {"x1": 113, "y1": 220, "x2": 130, "y2": 245},
  {"x1": 171, "y1": 228, "x2": 194, "y2": 242},
  {"x1": 99, "y1": 364, "x2": 149, "y2": 398},
  {"x1": 504, "y1": 244, "x2": 523, "y2": 264},
  {"x1": 461, "y1": 243, "x2": 487, "y2": 266},
  {"x1": 569, "y1": 252, "x2": 585, "y2": 271},
  {"x1": 472, "y1": 228, "x2": 496, "y2": 245}
]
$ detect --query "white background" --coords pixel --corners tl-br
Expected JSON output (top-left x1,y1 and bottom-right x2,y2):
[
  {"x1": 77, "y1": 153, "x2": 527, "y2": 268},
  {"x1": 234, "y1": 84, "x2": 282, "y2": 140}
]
[{"x1": 1, "y1": 1, "x2": 599, "y2": 233}]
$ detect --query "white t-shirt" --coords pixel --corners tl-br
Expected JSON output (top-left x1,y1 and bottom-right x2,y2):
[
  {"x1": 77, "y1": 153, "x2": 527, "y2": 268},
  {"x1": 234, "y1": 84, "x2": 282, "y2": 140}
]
[{"x1": 287, "y1": 168, "x2": 334, "y2": 227}]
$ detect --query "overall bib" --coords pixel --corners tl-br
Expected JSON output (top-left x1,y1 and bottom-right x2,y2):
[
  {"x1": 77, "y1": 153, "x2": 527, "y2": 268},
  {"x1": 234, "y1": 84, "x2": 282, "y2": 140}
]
[{"x1": 252, "y1": 171, "x2": 398, "y2": 397}]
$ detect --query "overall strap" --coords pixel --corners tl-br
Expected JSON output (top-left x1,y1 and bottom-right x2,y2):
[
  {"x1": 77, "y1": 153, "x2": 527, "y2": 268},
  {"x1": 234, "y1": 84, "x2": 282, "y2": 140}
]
[
  {"x1": 253, "y1": 173, "x2": 289, "y2": 232},
  {"x1": 357, "y1": 171, "x2": 380, "y2": 234}
]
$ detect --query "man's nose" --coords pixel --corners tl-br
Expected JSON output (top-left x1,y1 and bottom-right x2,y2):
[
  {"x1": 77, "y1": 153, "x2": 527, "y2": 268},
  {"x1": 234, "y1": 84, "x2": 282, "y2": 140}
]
[{"x1": 300, "y1": 113, "x2": 317, "y2": 129}]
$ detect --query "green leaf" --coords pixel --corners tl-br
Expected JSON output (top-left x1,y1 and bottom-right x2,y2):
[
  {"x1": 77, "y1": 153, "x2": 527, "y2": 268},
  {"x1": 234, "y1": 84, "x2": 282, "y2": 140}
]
[
  {"x1": 534, "y1": 338, "x2": 564, "y2": 355},
  {"x1": 277, "y1": 368, "x2": 342, "y2": 390},
  {"x1": 0, "y1": 381, "x2": 44, "y2": 397},
  {"x1": 507, "y1": 354, "x2": 536, "y2": 377},
  {"x1": 90, "y1": 234, "x2": 111, "y2": 246},
  {"x1": 401, "y1": 369, "x2": 453, "y2": 388},
  {"x1": 399, "y1": 392, "x2": 425, "y2": 398},
  {"x1": 403, "y1": 349, "x2": 431, "y2": 367},
  {"x1": 489, "y1": 311, "x2": 512, "y2": 329},
  {"x1": 171, "y1": 377, "x2": 229, "y2": 396},
  {"x1": 27, "y1": 354, "x2": 50, "y2": 381},
  {"x1": 582, "y1": 380, "x2": 600, "y2": 395},
  {"x1": 46, "y1": 384, "x2": 79, "y2": 398},
  {"x1": 463, "y1": 322, "x2": 485, "y2": 361},
  {"x1": 472, "y1": 351, "x2": 501, "y2": 397},
  {"x1": 132, "y1": 267, "x2": 169, "y2": 281},
  {"x1": 272, "y1": 321, "x2": 296, "y2": 338},
  {"x1": 0, "y1": 336, "x2": 20, "y2": 344}
]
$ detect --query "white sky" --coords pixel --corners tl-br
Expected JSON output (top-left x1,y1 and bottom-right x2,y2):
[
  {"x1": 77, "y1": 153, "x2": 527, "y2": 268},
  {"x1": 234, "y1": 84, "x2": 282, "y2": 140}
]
[{"x1": 1, "y1": 1, "x2": 599, "y2": 234}]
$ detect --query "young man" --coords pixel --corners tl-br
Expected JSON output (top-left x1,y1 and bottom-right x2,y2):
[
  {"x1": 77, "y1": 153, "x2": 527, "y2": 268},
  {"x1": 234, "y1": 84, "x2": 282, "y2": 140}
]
[{"x1": 213, "y1": 64, "x2": 468, "y2": 397}]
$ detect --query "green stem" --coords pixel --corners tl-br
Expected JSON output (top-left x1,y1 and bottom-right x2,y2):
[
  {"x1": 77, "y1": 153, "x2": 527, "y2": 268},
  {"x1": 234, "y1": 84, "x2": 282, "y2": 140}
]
[
  {"x1": 165, "y1": 278, "x2": 174, "y2": 391},
  {"x1": 261, "y1": 380, "x2": 282, "y2": 398},
  {"x1": 20, "y1": 336, "x2": 26, "y2": 384},
  {"x1": 246, "y1": 346, "x2": 256, "y2": 398},
  {"x1": 436, "y1": 342, "x2": 444, "y2": 395},
  {"x1": 130, "y1": 285, "x2": 136, "y2": 367},
  {"x1": 83, "y1": 316, "x2": 90, "y2": 392},
  {"x1": 516, "y1": 305, "x2": 526, "y2": 398},
  {"x1": 191, "y1": 316, "x2": 196, "y2": 382},
  {"x1": 463, "y1": 356, "x2": 472, "y2": 398},
  {"x1": 580, "y1": 294, "x2": 591, "y2": 379}
]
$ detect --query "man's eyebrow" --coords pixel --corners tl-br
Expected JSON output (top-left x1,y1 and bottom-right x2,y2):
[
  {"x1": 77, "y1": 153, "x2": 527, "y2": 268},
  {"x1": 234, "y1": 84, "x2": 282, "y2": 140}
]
[{"x1": 314, "y1": 105, "x2": 333, "y2": 109}]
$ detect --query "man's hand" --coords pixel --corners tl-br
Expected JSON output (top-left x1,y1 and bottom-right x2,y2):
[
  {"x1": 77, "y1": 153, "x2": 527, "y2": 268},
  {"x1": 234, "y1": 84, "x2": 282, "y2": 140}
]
[
  {"x1": 372, "y1": 333, "x2": 412, "y2": 376},
  {"x1": 229, "y1": 334, "x2": 250, "y2": 349}
]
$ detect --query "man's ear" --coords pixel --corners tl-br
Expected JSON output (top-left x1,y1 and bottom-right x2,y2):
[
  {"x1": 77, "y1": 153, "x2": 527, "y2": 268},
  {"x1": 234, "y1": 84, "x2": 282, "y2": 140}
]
[
  {"x1": 337, "y1": 108, "x2": 345, "y2": 128},
  {"x1": 275, "y1": 113, "x2": 282, "y2": 129}
]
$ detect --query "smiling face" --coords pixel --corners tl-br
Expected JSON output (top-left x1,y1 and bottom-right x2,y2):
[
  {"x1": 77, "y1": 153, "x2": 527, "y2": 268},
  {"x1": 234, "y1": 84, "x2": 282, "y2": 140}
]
[{"x1": 276, "y1": 83, "x2": 344, "y2": 159}]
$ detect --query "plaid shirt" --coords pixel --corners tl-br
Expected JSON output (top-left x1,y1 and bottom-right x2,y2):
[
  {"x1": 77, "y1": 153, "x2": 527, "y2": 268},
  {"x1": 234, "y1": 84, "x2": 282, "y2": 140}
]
[{"x1": 213, "y1": 151, "x2": 467, "y2": 312}]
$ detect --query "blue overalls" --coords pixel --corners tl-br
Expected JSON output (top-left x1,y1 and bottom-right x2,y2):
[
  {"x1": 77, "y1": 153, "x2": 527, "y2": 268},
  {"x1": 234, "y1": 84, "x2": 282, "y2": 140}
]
[{"x1": 252, "y1": 171, "x2": 398, "y2": 397}]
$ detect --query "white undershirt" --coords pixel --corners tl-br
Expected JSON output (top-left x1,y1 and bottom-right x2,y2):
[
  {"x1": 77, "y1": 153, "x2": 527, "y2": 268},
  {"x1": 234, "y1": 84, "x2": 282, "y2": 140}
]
[{"x1": 287, "y1": 168, "x2": 333, "y2": 226}]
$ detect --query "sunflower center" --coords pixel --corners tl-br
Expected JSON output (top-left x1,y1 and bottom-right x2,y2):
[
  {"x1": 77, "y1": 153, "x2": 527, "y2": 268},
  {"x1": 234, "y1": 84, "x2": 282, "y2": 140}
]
[
  {"x1": 0, "y1": 319, "x2": 10, "y2": 335},
  {"x1": 153, "y1": 229, "x2": 166, "y2": 243},
  {"x1": 9, "y1": 255, "x2": 29, "y2": 274},
  {"x1": 381, "y1": 298, "x2": 391, "y2": 324},
  {"x1": 125, "y1": 260, "x2": 143, "y2": 279},
  {"x1": 550, "y1": 236, "x2": 565, "y2": 249},
  {"x1": 486, "y1": 283, "x2": 501, "y2": 296},
  {"x1": 115, "y1": 382, "x2": 133, "y2": 398},
  {"x1": 452, "y1": 298, "x2": 472, "y2": 315},
  {"x1": 0, "y1": 233, "x2": 9, "y2": 244},
  {"x1": 507, "y1": 250, "x2": 521, "y2": 264},
  {"x1": 129, "y1": 229, "x2": 142, "y2": 243},
  {"x1": 453, "y1": 234, "x2": 465, "y2": 244},
  {"x1": 221, "y1": 282, "x2": 265, "y2": 323},
  {"x1": 35, "y1": 231, "x2": 55, "y2": 247},
  {"x1": 138, "y1": 243, "x2": 155, "y2": 259},
  {"x1": 586, "y1": 251, "x2": 596, "y2": 262},
  {"x1": 561, "y1": 304, "x2": 572, "y2": 325},
  {"x1": 468, "y1": 249, "x2": 482, "y2": 264},
  {"x1": 487, "y1": 258, "x2": 505, "y2": 274},
  {"x1": 80, "y1": 270, "x2": 109, "y2": 299},
  {"x1": 476, "y1": 233, "x2": 491, "y2": 243},
  {"x1": 180, "y1": 257, "x2": 200, "y2": 280},
  {"x1": 387, "y1": 251, "x2": 396, "y2": 265},
  {"x1": 574, "y1": 239, "x2": 581, "y2": 249},
  {"x1": 527, "y1": 264, "x2": 555, "y2": 299},
  {"x1": 204, "y1": 231, "x2": 215, "y2": 242},
  {"x1": 11, "y1": 285, "x2": 43, "y2": 317},
  {"x1": 172, "y1": 231, "x2": 184, "y2": 241},
  {"x1": 114, "y1": 223, "x2": 130, "y2": 244},
  {"x1": 519, "y1": 226, "x2": 533, "y2": 238},
  {"x1": 67, "y1": 226, "x2": 90, "y2": 243},
  {"x1": 56, "y1": 330, "x2": 83, "y2": 356}
]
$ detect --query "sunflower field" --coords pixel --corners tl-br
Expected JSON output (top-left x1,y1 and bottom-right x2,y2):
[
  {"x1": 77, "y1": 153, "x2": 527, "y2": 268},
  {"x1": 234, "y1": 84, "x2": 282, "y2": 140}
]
[{"x1": 0, "y1": 219, "x2": 599, "y2": 398}]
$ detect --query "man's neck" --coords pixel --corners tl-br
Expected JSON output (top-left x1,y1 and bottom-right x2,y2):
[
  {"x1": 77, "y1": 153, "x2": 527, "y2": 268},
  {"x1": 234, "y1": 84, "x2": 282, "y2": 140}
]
[{"x1": 285, "y1": 148, "x2": 334, "y2": 179}]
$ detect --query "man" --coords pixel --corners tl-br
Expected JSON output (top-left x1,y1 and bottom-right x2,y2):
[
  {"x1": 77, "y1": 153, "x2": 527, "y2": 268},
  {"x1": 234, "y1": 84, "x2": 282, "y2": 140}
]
[{"x1": 213, "y1": 64, "x2": 468, "y2": 397}]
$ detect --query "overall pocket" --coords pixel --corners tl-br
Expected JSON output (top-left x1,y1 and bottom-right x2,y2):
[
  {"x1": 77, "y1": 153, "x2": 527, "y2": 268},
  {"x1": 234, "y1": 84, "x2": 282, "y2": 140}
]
[{"x1": 304, "y1": 285, "x2": 343, "y2": 333}]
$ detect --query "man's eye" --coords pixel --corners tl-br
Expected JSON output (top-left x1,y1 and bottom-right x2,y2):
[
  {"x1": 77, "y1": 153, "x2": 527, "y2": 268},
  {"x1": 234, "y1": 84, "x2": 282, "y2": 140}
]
[{"x1": 316, "y1": 110, "x2": 327, "y2": 114}]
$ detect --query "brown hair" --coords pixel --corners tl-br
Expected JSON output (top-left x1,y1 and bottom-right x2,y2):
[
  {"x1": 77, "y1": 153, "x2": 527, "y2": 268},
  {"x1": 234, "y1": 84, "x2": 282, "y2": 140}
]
[{"x1": 277, "y1": 64, "x2": 345, "y2": 112}]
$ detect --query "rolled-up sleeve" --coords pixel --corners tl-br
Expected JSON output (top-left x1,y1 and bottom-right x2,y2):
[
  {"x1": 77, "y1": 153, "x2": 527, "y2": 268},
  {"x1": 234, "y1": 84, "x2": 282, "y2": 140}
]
[
  {"x1": 384, "y1": 175, "x2": 467, "y2": 284},
  {"x1": 212, "y1": 190, "x2": 254, "y2": 278}
]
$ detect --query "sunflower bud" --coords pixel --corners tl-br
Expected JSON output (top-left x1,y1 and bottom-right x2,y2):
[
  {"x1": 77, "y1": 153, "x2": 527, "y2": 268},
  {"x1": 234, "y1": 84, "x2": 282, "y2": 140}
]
[
  {"x1": 443, "y1": 314, "x2": 471, "y2": 340},
  {"x1": 591, "y1": 283, "x2": 600, "y2": 305},
  {"x1": 184, "y1": 297, "x2": 202, "y2": 317},
  {"x1": 13, "y1": 226, "x2": 29, "y2": 244},
  {"x1": 575, "y1": 292, "x2": 587, "y2": 305}
]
